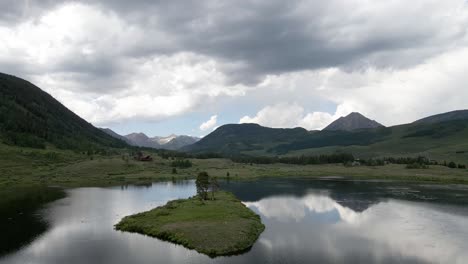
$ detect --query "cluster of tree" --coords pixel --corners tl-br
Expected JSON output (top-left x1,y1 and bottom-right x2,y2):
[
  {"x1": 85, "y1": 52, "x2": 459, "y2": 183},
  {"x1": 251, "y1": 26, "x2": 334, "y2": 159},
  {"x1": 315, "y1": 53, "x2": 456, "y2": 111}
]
[
  {"x1": 171, "y1": 159, "x2": 192, "y2": 168},
  {"x1": 230, "y1": 153, "x2": 355, "y2": 165},
  {"x1": 157, "y1": 150, "x2": 222, "y2": 160},
  {"x1": 195, "y1": 172, "x2": 220, "y2": 200},
  {"x1": 350, "y1": 156, "x2": 431, "y2": 167},
  {"x1": 443, "y1": 161, "x2": 466, "y2": 169},
  {"x1": 365, "y1": 156, "x2": 466, "y2": 170},
  {"x1": 383, "y1": 156, "x2": 431, "y2": 165}
]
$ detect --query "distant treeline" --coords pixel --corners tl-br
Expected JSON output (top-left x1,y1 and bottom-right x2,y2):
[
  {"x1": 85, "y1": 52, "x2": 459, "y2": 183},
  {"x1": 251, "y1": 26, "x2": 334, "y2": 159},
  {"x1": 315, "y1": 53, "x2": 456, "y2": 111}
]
[
  {"x1": 171, "y1": 159, "x2": 193, "y2": 168},
  {"x1": 156, "y1": 150, "x2": 222, "y2": 160},
  {"x1": 231, "y1": 153, "x2": 355, "y2": 165},
  {"x1": 355, "y1": 156, "x2": 466, "y2": 169},
  {"x1": 227, "y1": 153, "x2": 466, "y2": 169}
]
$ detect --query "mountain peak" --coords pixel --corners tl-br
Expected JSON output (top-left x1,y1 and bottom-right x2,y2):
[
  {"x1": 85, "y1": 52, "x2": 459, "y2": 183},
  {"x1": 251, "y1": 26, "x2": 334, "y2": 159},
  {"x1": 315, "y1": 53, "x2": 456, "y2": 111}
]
[
  {"x1": 323, "y1": 112, "x2": 384, "y2": 131},
  {"x1": 105, "y1": 131, "x2": 199, "y2": 150},
  {"x1": 348, "y1": 112, "x2": 365, "y2": 117}
]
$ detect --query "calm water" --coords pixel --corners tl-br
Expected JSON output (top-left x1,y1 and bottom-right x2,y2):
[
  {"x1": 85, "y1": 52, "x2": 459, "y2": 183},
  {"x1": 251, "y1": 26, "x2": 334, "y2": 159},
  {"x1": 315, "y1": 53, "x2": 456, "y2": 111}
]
[{"x1": 2, "y1": 178, "x2": 468, "y2": 264}]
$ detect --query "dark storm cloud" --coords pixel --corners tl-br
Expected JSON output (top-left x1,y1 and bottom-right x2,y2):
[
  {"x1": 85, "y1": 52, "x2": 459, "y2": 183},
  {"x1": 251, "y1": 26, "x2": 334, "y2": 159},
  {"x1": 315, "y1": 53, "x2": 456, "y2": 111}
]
[
  {"x1": 75, "y1": 0, "x2": 463, "y2": 83},
  {"x1": 0, "y1": 0, "x2": 61, "y2": 24},
  {"x1": 1, "y1": 0, "x2": 466, "y2": 85}
]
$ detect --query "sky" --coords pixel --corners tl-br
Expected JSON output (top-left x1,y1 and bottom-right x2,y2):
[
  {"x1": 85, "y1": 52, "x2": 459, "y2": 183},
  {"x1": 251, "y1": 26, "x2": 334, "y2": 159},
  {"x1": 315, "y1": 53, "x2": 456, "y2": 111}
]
[{"x1": 1, "y1": 0, "x2": 468, "y2": 137}]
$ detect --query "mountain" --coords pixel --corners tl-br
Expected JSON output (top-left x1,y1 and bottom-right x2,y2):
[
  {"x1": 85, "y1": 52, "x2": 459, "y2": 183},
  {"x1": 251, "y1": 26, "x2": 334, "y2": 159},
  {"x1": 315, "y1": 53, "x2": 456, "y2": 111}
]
[
  {"x1": 125, "y1": 133, "x2": 199, "y2": 150},
  {"x1": 162, "y1": 135, "x2": 200, "y2": 150},
  {"x1": 0, "y1": 73, "x2": 127, "y2": 149},
  {"x1": 323, "y1": 112, "x2": 384, "y2": 131},
  {"x1": 100, "y1": 128, "x2": 131, "y2": 144},
  {"x1": 125, "y1": 133, "x2": 157, "y2": 148},
  {"x1": 153, "y1": 134, "x2": 178, "y2": 145},
  {"x1": 186, "y1": 113, "x2": 468, "y2": 163},
  {"x1": 101, "y1": 130, "x2": 199, "y2": 150},
  {"x1": 413, "y1": 110, "x2": 468, "y2": 125},
  {"x1": 184, "y1": 123, "x2": 311, "y2": 154}
]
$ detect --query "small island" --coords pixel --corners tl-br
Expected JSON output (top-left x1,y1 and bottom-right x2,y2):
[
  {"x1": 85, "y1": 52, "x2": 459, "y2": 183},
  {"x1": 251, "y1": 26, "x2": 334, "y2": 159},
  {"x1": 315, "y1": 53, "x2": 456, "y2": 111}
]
[{"x1": 115, "y1": 173, "x2": 265, "y2": 257}]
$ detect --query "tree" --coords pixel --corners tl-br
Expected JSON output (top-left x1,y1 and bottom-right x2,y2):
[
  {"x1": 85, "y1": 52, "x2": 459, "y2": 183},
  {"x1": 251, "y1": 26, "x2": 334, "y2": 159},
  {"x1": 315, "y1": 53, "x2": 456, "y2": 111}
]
[
  {"x1": 448, "y1": 161, "x2": 457, "y2": 168},
  {"x1": 171, "y1": 159, "x2": 192, "y2": 168},
  {"x1": 172, "y1": 168, "x2": 177, "y2": 174},
  {"x1": 210, "y1": 176, "x2": 220, "y2": 200},
  {"x1": 196, "y1": 172, "x2": 210, "y2": 200}
]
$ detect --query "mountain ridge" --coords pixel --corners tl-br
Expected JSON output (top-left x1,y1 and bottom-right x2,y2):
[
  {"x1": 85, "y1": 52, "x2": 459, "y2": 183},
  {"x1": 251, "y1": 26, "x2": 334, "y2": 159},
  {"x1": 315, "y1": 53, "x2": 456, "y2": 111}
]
[
  {"x1": 101, "y1": 128, "x2": 200, "y2": 150},
  {"x1": 186, "y1": 111, "x2": 468, "y2": 161},
  {"x1": 413, "y1": 110, "x2": 468, "y2": 125}
]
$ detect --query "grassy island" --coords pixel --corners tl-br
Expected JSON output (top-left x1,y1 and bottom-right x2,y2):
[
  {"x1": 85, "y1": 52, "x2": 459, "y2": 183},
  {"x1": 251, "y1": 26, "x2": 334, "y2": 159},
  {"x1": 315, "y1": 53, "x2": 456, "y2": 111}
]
[{"x1": 115, "y1": 191, "x2": 265, "y2": 257}]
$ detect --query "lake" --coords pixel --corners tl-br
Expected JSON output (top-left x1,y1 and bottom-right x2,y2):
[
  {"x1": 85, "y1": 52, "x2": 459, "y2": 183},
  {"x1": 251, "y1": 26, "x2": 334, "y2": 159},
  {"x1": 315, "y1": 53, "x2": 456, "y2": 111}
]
[{"x1": 2, "y1": 178, "x2": 468, "y2": 264}]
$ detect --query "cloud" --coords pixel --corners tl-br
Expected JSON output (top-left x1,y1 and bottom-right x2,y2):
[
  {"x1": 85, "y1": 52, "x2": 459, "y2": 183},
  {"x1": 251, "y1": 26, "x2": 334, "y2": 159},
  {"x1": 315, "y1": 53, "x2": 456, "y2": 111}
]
[
  {"x1": 78, "y1": 0, "x2": 468, "y2": 82},
  {"x1": 239, "y1": 103, "x2": 305, "y2": 128},
  {"x1": 239, "y1": 103, "x2": 352, "y2": 130},
  {"x1": 199, "y1": 115, "x2": 218, "y2": 131},
  {"x1": 0, "y1": 2, "x2": 250, "y2": 125},
  {"x1": 299, "y1": 112, "x2": 335, "y2": 131},
  {"x1": 253, "y1": 46, "x2": 468, "y2": 127},
  {"x1": 1, "y1": 0, "x2": 468, "y2": 131}
]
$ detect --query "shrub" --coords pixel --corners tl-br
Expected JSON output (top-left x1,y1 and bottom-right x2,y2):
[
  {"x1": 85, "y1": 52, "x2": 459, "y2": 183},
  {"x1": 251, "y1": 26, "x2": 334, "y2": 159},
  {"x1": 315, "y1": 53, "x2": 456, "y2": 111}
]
[
  {"x1": 448, "y1": 162, "x2": 457, "y2": 169},
  {"x1": 406, "y1": 163, "x2": 429, "y2": 169}
]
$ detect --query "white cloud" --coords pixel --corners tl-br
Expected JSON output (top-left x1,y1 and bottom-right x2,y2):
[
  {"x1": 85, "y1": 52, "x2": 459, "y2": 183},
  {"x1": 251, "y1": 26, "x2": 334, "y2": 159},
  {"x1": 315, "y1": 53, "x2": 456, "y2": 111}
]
[
  {"x1": 239, "y1": 103, "x2": 305, "y2": 128},
  {"x1": 239, "y1": 103, "x2": 352, "y2": 130},
  {"x1": 299, "y1": 112, "x2": 335, "y2": 131},
  {"x1": 199, "y1": 115, "x2": 218, "y2": 131}
]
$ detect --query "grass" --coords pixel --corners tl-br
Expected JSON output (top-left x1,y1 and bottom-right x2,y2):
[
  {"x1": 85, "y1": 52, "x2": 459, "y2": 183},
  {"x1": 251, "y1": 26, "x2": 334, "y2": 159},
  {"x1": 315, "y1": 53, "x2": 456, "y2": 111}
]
[
  {"x1": 1, "y1": 142, "x2": 467, "y2": 190},
  {"x1": 0, "y1": 143, "x2": 189, "y2": 188},
  {"x1": 115, "y1": 191, "x2": 265, "y2": 257}
]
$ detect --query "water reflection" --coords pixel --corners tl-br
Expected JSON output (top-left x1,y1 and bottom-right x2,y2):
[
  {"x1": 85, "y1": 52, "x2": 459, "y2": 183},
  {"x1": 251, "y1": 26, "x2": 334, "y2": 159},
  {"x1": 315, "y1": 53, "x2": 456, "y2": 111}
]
[
  {"x1": 2, "y1": 179, "x2": 468, "y2": 264},
  {"x1": 245, "y1": 192, "x2": 468, "y2": 263},
  {"x1": 245, "y1": 193, "x2": 357, "y2": 223}
]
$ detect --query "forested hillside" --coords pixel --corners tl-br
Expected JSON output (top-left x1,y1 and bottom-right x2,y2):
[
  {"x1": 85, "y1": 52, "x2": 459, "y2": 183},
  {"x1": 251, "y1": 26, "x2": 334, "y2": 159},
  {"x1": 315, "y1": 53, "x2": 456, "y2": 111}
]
[{"x1": 0, "y1": 73, "x2": 127, "y2": 150}]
